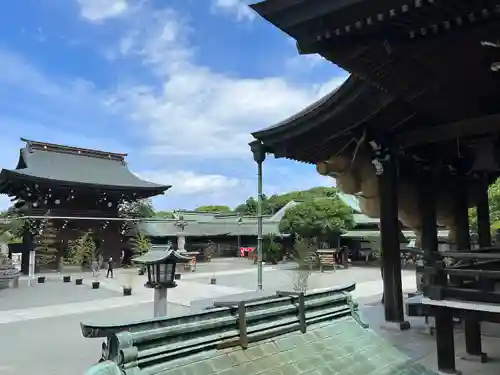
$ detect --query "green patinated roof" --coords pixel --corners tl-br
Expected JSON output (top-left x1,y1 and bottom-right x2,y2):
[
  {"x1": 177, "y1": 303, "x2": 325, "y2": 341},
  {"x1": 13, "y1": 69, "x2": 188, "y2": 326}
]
[
  {"x1": 0, "y1": 139, "x2": 169, "y2": 194},
  {"x1": 342, "y1": 230, "x2": 450, "y2": 240},
  {"x1": 352, "y1": 214, "x2": 379, "y2": 225},
  {"x1": 132, "y1": 245, "x2": 192, "y2": 264},
  {"x1": 146, "y1": 318, "x2": 436, "y2": 375},
  {"x1": 136, "y1": 200, "x2": 402, "y2": 239},
  {"x1": 137, "y1": 218, "x2": 284, "y2": 237},
  {"x1": 83, "y1": 286, "x2": 437, "y2": 375},
  {"x1": 136, "y1": 220, "x2": 231, "y2": 237}
]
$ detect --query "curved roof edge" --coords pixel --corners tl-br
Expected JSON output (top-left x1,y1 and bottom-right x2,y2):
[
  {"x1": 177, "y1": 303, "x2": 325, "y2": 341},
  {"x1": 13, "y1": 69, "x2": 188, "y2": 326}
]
[
  {"x1": 0, "y1": 169, "x2": 171, "y2": 197},
  {"x1": 250, "y1": 75, "x2": 394, "y2": 164},
  {"x1": 251, "y1": 75, "x2": 357, "y2": 140}
]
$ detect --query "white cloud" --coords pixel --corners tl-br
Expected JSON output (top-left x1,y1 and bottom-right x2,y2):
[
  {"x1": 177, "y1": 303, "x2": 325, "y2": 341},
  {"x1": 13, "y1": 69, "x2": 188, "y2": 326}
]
[
  {"x1": 77, "y1": 0, "x2": 128, "y2": 22},
  {"x1": 286, "y1": 54, "x2": 327, "y2": 73},
  {"x1": 137, "y1": 170, "x2": 242, "y2": 196},
  {"x1": 0, "y1": 2, "x2": 348, "y2": 211},
  {"x1": 103, "y1": 6, "x2": 348, "y2": 159},
  {"x1": 210, "y1": 0, "x2": 255, "y2": 21}
]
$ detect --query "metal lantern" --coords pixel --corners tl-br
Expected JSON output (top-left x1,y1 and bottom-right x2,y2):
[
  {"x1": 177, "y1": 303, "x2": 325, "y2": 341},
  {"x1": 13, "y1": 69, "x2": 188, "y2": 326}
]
[
  {"x1": 133, "y1": 244, "x2": 191, "y2": 289},
  {"x1": 146, "y1": 260, "x2": 176, "y2": 288}
]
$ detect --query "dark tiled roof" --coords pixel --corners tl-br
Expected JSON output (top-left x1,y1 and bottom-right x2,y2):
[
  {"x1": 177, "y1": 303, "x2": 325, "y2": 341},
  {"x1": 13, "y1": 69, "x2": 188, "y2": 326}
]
[
  {"x1": 83, "y1": 285, "x2": 437, "y2": 375},
  {"x1": 0, "y1": 139, "x2": 170, "y2": 194}
]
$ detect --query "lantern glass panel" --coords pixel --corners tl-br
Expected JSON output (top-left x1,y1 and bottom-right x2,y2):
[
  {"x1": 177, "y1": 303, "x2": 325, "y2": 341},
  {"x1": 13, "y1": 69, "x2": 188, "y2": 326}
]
[
  {"x1": 163, "y1": 262, "x2": 176, "y2": 284},
  {"x1": 159, "y1": 263, "x2": 166, "y2": 283},
  {"x1": 148, "y1": 264, "x2": 156, "y2": 285}
]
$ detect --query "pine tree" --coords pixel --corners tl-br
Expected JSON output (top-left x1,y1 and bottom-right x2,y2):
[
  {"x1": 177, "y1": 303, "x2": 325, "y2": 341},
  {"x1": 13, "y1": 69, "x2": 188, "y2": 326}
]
[
  {"x1": 67, "y1": 231, "x2": 97, "y2": 266},
  {"x1": 35, "y1": 221, "x2": 59, "y2": 270},
  {"x1": 130, "y1": 232, "x2": 151, "y2": 257}
]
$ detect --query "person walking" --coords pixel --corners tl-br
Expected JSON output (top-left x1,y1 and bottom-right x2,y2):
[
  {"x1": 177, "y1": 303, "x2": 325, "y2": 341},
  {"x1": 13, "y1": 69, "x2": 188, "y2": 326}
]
[{"x1": 106, "y1": 257, "x2": 114, "y2": 278}]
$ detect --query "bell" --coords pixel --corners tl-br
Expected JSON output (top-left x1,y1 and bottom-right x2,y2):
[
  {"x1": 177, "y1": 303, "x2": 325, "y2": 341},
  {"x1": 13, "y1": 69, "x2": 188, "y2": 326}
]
[{"x1": 469, "y1": 138, "x2": 499, "y2": 172}]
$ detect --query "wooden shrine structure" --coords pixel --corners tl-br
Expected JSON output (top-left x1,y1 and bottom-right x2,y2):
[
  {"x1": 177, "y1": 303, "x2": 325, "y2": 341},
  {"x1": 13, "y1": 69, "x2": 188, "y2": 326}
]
[
  {"x1": 249, "y1": 0, "x2": 500, "y2": 373},
  {"x1": 0, "y1": 139, "x2": 170, "y2": 272}
]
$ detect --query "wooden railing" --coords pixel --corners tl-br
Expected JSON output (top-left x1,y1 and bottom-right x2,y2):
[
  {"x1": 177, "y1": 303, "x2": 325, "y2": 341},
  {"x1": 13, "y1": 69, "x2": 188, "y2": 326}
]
[{"x1": 423, "y1": 247, "x2": 500, "y2": 304}]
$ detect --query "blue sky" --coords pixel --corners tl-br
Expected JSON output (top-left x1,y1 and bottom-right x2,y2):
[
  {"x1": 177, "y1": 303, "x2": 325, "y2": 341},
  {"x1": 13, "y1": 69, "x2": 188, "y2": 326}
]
[{"x1": 0, "y1": 0, "x2": 347, "y2": 211}]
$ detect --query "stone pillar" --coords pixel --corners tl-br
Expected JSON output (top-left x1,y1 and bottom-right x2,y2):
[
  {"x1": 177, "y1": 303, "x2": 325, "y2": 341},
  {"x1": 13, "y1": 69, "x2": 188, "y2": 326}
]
[
  {"x1": 153, "y1": 287, "x2": 167, "y2": 317},
  {"x1": 371, "y1": 140, "x2": 408, "y2": 328}
]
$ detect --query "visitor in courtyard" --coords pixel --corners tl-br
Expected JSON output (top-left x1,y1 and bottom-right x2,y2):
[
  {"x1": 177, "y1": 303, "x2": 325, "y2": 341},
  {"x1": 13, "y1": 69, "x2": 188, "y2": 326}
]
[{"x1": 106, "y1": 257, "x2": 114, "y2": 278}]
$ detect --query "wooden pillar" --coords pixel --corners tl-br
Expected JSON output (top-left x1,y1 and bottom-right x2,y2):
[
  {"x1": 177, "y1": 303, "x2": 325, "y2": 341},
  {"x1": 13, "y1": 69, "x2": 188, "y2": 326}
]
[
  {"x1": 454, "y1": 180, "x2": 486, "y2": 361},
  {"x1": 21, "y1": 225, "x2": 32, "y2": 275},
  {"x1": 434, "y1": 306, "x2": 458, "y2": 374},
  {"x1": 373, "y1": 142, "x2": 408, "y2": 328},
  {"x1": 418, "y1": 175, "x2": 457, "y2": 373},
  {"x1": 454, "y1": 183, "x2": 470, "y2": 253}
]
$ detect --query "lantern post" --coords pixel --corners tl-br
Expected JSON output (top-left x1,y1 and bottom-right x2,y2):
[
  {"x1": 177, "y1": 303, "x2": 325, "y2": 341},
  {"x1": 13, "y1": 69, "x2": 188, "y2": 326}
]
[{"x1": 133, "y1": 244, "x2": 191, "y2": 317}]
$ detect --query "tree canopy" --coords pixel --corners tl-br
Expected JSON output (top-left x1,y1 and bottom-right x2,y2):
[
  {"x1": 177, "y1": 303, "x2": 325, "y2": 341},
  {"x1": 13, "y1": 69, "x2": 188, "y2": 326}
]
[
  {"x1": 469, "y1": 178, "x2": 500, "y2": 233},
  {"x1": 279, "y1": 198, "x2": 354, "y2": 238},
  {"x1": 195, "y1": 205, "x2": 231, "y2": 213},
  {"x1": 234, "y1": 187, "x2": 338, "y2": 216},
  {"x1": 119, "y1": 199, "x2": 155, "y2": 218}
]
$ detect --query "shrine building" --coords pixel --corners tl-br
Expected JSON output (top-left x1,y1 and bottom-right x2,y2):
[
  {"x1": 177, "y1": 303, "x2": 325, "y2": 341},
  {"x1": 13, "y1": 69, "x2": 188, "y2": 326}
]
[
  {"x1": 249, "y1": 0, "x2": 500, "y2": 373},
  {"x1": 0, "y1": 139, "x2": 170, "y2": 273}
]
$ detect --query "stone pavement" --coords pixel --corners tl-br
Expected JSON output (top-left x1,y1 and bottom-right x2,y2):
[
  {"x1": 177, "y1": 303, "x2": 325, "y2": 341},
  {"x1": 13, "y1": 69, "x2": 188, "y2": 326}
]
[
  {"x1": 0, "y1": 266, "x2": 417, "y2": 325},
  {"x1": 0, "y1": 302, "x2": 191, "y2": 375},
  {"x1": 1, "y1": 259, "x2": 499, "y2": 375}
]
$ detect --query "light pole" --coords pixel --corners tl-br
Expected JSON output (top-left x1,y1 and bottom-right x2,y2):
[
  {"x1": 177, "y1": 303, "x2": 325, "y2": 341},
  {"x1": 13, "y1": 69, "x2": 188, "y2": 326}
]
[
  {"x1": 237, "y1": 216, "x2": 242, "y2": 257},
  {"x1": 250, "y1": 140, "x2": 266, "y2": 290},
  {"x1": 133, "y1": 244, "x2": 190, "y2": 317}
]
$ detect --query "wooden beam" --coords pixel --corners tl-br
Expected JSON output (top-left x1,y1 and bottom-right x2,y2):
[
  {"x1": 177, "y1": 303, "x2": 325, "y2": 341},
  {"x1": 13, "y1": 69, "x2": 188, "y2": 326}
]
[{"x1": 395, "y1": 113, "x2": 500, "y2": 147}]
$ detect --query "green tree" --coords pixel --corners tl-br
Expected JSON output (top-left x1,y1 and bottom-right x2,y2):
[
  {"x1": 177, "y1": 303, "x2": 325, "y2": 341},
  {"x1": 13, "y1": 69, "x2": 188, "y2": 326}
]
[
  {"x1": 279, "y1": 198, "x2": 354, "y2": 239},
  {"x1": 469, "y1": 178, "x2": 500, "y2": 234},
  {"x1": 35, "y1": 223, "x2": 59, "y2": 269},
  {"x1": 119, "y1": 199, "x2": 155, "y2": 218},
  {"x1": 234, "y1": 197, "x2": 260, "y2": 215},
  {"x1": 195, "y1": 205, "x2": 231, "y2": 213},
  {"x1": 262, "y1": 234, "x2": 281, "y2": 264},
  {"x1": 234, "y1": 187, "x2": 338, "y2": 216},
  {"x1": 266, "y1": 187, "x2": 338, "y2": 214},
  {"x1": 0, "y1": 209, "x2": 24, "y2": 242},
  {"x1": 131, "y1": 232, "x2": 151, "y2": 256},
  {"x1": 67, "y1": 231, "x2": 97, "y2": 266}
]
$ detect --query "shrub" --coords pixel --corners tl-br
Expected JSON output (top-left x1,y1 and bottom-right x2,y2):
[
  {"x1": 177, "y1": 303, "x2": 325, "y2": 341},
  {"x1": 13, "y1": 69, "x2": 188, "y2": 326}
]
[{"x1": 263, "y1": 234, "x2": 281, "y2": 264}]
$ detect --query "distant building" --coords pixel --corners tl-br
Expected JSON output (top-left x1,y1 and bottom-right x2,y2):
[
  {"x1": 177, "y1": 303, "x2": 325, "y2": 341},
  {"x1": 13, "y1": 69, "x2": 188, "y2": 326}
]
[
  {"x1": 0, "y1": 139, "x2": 169, "y2": 273},
  {"x1": 135, "y1": 196, "x2": 448, "y2": 258}
]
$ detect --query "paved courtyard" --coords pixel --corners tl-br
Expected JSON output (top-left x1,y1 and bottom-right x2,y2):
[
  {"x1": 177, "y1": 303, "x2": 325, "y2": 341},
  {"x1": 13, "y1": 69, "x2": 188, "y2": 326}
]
[
  {"x1": 0, "y1": 279, "x2": 121, "y2": 311},
  {"x1": 0, "y1": 258, "x2": 499, "y2": 374}
]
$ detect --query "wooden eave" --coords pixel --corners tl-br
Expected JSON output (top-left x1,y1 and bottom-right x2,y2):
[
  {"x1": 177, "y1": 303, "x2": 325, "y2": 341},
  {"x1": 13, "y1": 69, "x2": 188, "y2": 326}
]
[
  {"x1": 0, "y1": 169, "x2": 169, "y2": 199},
  {"x1": 250, "y1": 0, "x2": 500, "y2": 165},
  {"x1": 252, "y1": 75, "x2": 438, "y2": 163},
  {"x1": 252, "y1": 0, "x2": 500, "y2": 121}
]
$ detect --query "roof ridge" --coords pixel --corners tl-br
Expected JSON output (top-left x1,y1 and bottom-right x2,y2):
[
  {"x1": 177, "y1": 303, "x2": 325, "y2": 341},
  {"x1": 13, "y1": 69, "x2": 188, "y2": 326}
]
[
  {"x1": 96, "y1": 285, "x2": 360, "y2": 370},
  {"x1": 21, "y1": 138, "x2": 127, "y2": 162}
]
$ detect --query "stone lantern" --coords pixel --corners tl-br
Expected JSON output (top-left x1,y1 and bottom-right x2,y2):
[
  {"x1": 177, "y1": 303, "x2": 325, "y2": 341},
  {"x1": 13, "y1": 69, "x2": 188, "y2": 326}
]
[{"x1": 133, "y1": 244, "x2": 191, "y2": 317}]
